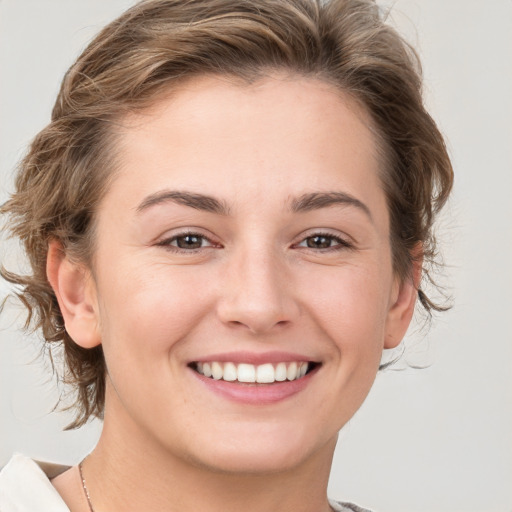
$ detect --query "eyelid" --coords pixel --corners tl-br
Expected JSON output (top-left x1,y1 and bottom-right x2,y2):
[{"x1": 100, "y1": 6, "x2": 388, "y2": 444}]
[
  {"x1": 155, "y1": 229, "x2": 221, "y2": 251},
  {"x1": 293, "y1": 230, "x2": 355, "y2": 250},
  {"x1": 153, "y1": 227, "x2": 355, "y2": 253}
]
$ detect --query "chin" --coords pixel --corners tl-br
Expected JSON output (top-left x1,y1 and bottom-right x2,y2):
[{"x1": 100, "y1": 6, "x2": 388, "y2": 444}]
[
  {"x1": 177, "y1": 422, "x2": 333, "y2": 475},
  {"x1": 188, "y1": 446, "x2": 310, "y2": 475}
]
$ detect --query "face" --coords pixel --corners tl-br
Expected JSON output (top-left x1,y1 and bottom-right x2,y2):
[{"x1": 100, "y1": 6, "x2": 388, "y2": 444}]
[{"x1": 67, "y1": 75, "x2": 416, "y2": 474}]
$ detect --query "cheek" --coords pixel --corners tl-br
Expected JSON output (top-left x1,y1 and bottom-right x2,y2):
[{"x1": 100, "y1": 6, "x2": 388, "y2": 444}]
[
  {"x1": 96, "y1": 261, "x2": 213, "y2": 361},
  {"x1": 94, "y1": 263, "x2": 215, "y2": 425},
  {"x1": 301, "y1": 263, "x2": 392, "y2": 355}
]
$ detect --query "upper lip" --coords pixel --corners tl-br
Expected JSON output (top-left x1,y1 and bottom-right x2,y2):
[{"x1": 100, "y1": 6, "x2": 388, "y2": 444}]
[{"x1": 190, "y1": 351, "x2": 320, "y2": 365}]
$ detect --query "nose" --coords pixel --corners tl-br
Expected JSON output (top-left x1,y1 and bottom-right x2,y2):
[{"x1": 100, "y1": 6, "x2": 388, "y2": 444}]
[{"x1": 216, "y1": 246, "x2": 300, "y2": 334}]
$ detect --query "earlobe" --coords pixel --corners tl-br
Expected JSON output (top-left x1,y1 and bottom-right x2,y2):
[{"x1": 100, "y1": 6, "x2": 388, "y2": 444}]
[
  {"x1": 384, "y1": 253, "x2": 423, "y2": 349},
  {"x1": 46, "y1": 240, "x2": 101, "y2": 348}
]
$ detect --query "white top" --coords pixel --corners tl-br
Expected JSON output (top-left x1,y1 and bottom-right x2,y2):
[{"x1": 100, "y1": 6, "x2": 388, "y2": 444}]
[
  {"x1": 0, "y1": 454, "x2": 371, "y2": 512},
  {"x1": 0, "y1": 454, "x2": 70, "y2": 511}
]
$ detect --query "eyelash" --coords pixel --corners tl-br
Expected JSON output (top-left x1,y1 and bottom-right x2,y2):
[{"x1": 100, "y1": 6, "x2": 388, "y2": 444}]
[
  {"x1": 156, "y1": 231, "x2": 353, "y2": 254},
  {"x1": 294, "y1": 231, "x2": 354, "y2": 252},
  {"x1": 156, "y1": 231, "x2": 217, "y2": 253}
]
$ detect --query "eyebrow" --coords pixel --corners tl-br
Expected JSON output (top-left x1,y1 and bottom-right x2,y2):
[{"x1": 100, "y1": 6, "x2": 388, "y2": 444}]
[
  {"x1": 136, "y1": 189, "x2": 372, "y2": 221},
  {"x1": 291, "y1": 191, "x2": 373, "y2": 221},
  {"x1": 136, "y1": 190, "x2": 231, "y2": 215}
]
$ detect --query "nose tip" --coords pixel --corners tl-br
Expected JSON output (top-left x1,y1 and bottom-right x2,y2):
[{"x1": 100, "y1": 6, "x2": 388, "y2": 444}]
[
  {"x1": 216, "y1": 255, "x2": 299, "y2": 334},
  {"x1": 217, "y1": 286, "x2": 296, "y2": 334}
]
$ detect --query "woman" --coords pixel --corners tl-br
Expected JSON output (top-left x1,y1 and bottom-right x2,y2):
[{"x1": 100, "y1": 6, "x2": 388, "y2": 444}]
[{"x1": 0, "y1": 0, "x2": 453, "y2": 511}]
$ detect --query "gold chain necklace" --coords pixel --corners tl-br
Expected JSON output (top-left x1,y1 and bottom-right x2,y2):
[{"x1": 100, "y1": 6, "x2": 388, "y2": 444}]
[{"x1": 78, "y1": 460, "x2": 96, "y2": 512}]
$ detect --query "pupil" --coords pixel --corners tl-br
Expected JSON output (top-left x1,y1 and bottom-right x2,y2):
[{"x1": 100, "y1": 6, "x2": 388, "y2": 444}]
[
  {"x1": 177, "y1": 235, "x2": 202, "y2": 249},
  {"x1": 307, "y1": 236, "x2": 331, "y2": 249}
]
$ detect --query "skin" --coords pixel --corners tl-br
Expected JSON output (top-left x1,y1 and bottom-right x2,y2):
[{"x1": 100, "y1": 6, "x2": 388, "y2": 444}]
[{"x1": 48, "y1": 74, "x2": 419, "y2": 512}]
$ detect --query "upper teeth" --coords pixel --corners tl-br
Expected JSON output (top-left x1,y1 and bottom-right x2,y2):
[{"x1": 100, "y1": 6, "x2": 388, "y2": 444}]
[{"x1": 195, "y1": 361, "x2": 309, "y2": 383}]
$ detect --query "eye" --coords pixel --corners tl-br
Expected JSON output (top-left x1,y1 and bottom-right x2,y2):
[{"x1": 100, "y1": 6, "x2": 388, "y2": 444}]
[
  {"x1": 157, "y1": 232, "x2": 217, "y2": 252},
  {"x1": 296, "y1": 232, "x2": 352, "y2": 251}
]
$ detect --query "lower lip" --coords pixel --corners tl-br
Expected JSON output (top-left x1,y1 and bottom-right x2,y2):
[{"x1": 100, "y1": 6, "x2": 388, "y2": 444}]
[{"x1": 190, "y1": 367, "x2": 318, "y2": 405}]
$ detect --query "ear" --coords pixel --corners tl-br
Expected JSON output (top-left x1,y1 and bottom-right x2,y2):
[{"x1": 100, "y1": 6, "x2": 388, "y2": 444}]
[
  {"x1": 384, "y1": 250, "x2": 423, "y2": 349},
  {"x1": 46, "y1": 240, "x2": 101, "y2": 348}
]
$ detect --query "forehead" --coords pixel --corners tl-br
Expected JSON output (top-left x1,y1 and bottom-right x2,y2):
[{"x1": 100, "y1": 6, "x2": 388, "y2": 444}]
[
  {"x1": 108, "y1": 74, "x2": 386, "y2": 220},
  {"x1": 121, "y1": 74, "x2": 377, "y2": 154}
]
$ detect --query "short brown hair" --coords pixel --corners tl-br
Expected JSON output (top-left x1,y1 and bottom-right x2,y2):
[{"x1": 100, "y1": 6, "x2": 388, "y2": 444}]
[{"x1": 1, "y1": 0, "x2": 453, "y2": 428}]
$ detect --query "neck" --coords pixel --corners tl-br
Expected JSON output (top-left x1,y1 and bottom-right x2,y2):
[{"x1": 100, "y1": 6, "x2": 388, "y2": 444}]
[{"x1": 84, "y1": 401, "x2": 336, "y2": 512}]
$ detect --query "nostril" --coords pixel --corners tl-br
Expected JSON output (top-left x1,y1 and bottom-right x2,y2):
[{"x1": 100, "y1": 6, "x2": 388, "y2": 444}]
[{"x1": 223, "y1": 317, "x2": 291, "y2": 334}]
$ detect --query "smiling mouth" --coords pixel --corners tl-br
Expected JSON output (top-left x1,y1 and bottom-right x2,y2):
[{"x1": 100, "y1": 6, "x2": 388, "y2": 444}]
[{"x1": 190, "y1": 361, "x2": 318, "y2": 384}]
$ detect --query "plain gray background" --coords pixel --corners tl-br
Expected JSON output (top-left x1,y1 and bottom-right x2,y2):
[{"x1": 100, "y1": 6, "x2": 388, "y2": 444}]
[{"x1": 1, "y1": 1, "x2": 511, "y2": 511}]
